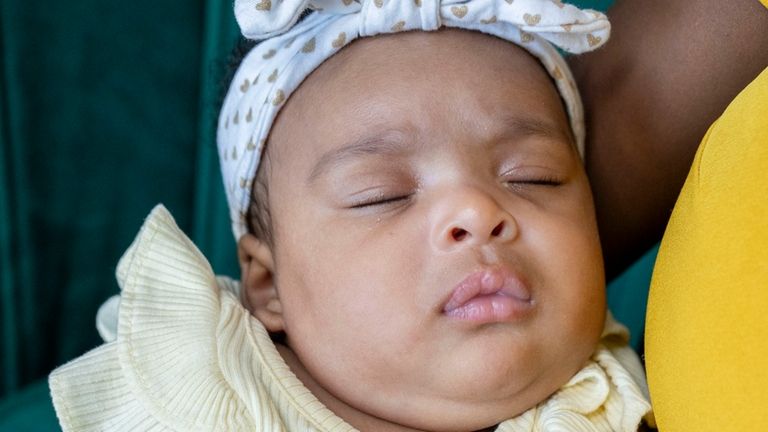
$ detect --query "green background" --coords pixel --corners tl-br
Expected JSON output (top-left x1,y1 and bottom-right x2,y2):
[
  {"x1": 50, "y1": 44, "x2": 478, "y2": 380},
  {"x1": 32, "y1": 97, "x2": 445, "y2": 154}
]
[{"x1": 0, "y1": 0, "x2": 645, "y2": 429}]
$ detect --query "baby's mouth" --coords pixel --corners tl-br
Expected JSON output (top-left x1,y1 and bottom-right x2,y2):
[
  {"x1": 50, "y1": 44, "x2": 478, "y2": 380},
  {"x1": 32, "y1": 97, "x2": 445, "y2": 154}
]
[{"x1": 442, "y1": 268, "x2": 534, "y2": 324}]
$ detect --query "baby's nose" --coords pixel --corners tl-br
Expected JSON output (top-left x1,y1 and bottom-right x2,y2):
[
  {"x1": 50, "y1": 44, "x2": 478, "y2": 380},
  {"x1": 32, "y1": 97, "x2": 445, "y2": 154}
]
[{"x1": 430, "y1": 188, "x2": 518, "y2": 252}]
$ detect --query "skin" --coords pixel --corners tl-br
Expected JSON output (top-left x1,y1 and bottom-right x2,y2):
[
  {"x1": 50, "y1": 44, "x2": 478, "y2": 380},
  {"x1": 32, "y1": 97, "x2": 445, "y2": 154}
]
[
  {"x1": 570, "y1": 0, "x2": 768, "y2": 278},
  {"x1": 238, "y1": 29, "x2": 605, "y2": 432}
]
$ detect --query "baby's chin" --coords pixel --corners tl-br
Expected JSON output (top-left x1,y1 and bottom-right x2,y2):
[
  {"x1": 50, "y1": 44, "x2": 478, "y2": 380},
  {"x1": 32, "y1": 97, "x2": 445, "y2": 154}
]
[
  {"x1": 346, "y1": 379, "x2": 558, "y2": 432},
  {"x1": 307, "y1": 345, "x2": 594, "y2": 432},
  {"x1": 398, "y1": 365, "x2": 585, "y2": 430},
  {"x1": 420, "y1": 329, "x2": 595, "y2": 398}
]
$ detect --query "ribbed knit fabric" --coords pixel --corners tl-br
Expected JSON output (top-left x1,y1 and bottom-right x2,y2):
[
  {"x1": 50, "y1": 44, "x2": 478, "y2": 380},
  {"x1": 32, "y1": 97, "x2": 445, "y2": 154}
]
[{"x1": 49, "y1": 205, "x2": 653, "y2": 432}]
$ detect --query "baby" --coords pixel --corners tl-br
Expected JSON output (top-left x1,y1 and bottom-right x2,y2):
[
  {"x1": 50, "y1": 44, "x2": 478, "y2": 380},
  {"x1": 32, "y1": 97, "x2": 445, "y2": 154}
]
[{"x1": 50, "y1": 0, "x2": 654, "y2": 431}]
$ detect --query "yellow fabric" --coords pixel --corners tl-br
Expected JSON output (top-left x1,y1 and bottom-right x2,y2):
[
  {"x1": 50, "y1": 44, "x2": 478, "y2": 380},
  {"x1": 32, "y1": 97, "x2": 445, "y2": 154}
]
[
  {"x1": 646, "y1": 66, "x2": 768, "y2": 430},
  {"x1": 49, "y1": 205, "x2": 653, "y2": 432},
  {"x1": 761, "y1": 0, "x2": 767, "y2": 9}
]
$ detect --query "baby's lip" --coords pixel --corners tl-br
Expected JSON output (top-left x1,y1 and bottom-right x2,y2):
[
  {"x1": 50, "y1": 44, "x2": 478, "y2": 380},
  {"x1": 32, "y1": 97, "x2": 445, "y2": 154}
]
[{"x1": 442, "y1": 268, "x2": 533, "y2": 315}]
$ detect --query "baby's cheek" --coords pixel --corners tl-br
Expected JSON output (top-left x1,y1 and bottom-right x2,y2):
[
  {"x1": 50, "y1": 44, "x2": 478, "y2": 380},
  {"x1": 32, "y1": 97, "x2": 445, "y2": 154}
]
[
  {"x1": 283, "y1": 275, "x2": 413, "y2": 387},
  {"x1": 530, "y1": 212, "x2": 604, "y2": 335}
]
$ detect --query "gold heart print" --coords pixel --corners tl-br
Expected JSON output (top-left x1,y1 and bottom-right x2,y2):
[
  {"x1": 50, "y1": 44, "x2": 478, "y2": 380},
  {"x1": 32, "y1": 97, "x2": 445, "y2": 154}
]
[
  {"x1": 374, "y1": 0, "x2": 383, "y2": 7},
  {"x1": 587, "y1": 33, "x2": 601, "y2": 47},
  {"x1": 245, "y1": 108, "x2": 253, "y2": 123},
  {"x1": 246, "y1": 138, "x2": 257, "y2": 151},
  {"x1": 523, "y1": 13, "x2": 541, "y2": 26},
  {"x1": 239, "y1": 79, "x2": 250, "y2": 93},
  {"x1": 240, "y1": 177, "x2": 248, "y2": 189},
  {"x1": 391, "y1": 21, "x2": 406, "y2": 32},
  {"x1": 233, "y1": 111, "x2": 239, "y2": 125},
  {"x1": 414, "y1": 0, "x2": 422, "y2": 6},
  {"x1": 332, "y1": 32, "x2": 347, "y2": 48},
  {"x1": 552, "y1": 66, "x2": 563, "y2": 80},
  {"x1": 262, "y1": 49, "x2": 276, "y2": 59},
  {"x1": 342, "y1": 0, "x2": 354, "y2": 5},
  {"x1": 480, "y1": 16, "x2": 497, "y2": 24},
  {"x1": 255, "y1": 0, "x2": 271, "y2": 11},
  {"x1": 451, "y1": 5, "x2": 468, "y2": 18},
  {"x1": 302, "y1": 37, "x2": 316, "y2": 53},
  {"x1": 561, "y1": 23, "x2": 573, "y2": 32},
  {"x1": 520, "y1": 31, "x2": 533, "y2": 43},
  {"x1": 232, "y1": 146, "x2": 238, "y2": 160},
  {"x1": 267, "y1": 69, "x2": 278, "y2": 83},
  {"x1": 272, "y1": 90, "x2": 286, "y2": 106}
]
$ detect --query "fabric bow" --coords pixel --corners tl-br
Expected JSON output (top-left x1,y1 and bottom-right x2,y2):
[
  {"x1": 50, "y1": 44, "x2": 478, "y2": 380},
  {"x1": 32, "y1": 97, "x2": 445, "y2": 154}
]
[{"x1": 237, "y1": 0, "x2": 608, "y2": 54}]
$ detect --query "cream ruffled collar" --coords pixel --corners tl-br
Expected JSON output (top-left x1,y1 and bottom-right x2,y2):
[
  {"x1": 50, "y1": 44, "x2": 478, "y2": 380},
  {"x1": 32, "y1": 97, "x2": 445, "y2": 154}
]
[{"x1": 50, "y1": 205, "x2": 654, "y2": 431}]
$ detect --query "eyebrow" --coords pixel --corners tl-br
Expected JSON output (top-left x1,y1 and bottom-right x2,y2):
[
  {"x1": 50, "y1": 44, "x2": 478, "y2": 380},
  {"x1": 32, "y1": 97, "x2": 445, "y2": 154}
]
[
  {"x1": 497, "y1": 115, "x2": 572, "y2": 144},
  {"x1": 307, "y1": 130, "x2": 412, "y2": 184}
]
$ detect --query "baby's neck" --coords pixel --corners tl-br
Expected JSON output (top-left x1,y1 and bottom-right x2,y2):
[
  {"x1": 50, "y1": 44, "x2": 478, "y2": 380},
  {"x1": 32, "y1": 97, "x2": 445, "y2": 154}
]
[{"x1": 275, "y1": 344, "x2": 496, "y2": 432}]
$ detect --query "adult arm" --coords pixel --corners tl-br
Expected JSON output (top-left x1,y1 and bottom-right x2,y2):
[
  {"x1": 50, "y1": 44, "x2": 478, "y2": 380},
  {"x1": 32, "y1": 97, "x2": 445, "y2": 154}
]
[{"x1": 569, "y1": 0, "x2": 768, "y2": 278}]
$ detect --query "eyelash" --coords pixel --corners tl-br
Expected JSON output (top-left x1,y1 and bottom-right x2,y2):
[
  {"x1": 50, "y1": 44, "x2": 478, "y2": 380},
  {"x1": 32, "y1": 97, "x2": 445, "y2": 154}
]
[
  {"x1": 350, "y1": 194, "x2": 412, "y2": 209},
  {"x1": 513, "y1": 177, "x2": 561, "y2": 185},
  {"x1": 505, "y1": 176, "x2": 563, "y2": 188}
]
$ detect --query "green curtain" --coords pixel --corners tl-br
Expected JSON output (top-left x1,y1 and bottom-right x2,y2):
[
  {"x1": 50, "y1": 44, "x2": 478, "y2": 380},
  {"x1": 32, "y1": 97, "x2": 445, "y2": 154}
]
[
  {"x1": 0, "y1": 0, "x2": 241, "y2": 399},
  {"x1": 1, "y1": 0, "x2": 643, "y2": 429}
]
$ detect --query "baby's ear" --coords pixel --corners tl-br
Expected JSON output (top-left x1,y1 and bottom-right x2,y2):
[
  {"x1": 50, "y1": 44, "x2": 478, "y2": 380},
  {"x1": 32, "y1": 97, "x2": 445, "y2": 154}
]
[{"x1": 237, "y1": 234, "x2": 284, "y2": 332}]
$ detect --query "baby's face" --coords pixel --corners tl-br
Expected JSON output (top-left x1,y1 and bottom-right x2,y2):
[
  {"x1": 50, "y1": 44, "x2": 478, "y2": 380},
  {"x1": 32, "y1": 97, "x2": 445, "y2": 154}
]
[{"x1": 261, "y1": 29, "x2": 605, "y2": 431}]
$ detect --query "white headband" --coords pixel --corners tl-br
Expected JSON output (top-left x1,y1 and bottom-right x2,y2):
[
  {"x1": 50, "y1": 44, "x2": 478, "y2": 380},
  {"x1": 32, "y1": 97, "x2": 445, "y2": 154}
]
[{"x1": 218, "y1": 0, "x2": 610, "y2": 240}]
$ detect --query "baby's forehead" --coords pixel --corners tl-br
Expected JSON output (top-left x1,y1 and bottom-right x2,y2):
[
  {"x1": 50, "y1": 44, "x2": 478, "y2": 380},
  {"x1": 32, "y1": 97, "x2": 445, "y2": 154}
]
[{"x1": 302, "y1": 29, "x2": 556, "y2": 99}]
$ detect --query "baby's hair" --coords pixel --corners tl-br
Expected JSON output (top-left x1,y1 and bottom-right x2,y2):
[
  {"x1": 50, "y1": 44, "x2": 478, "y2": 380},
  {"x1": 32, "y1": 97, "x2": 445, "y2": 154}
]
[{"x1": 247, "y1": 155, "x2": 274, "y2": 245}]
